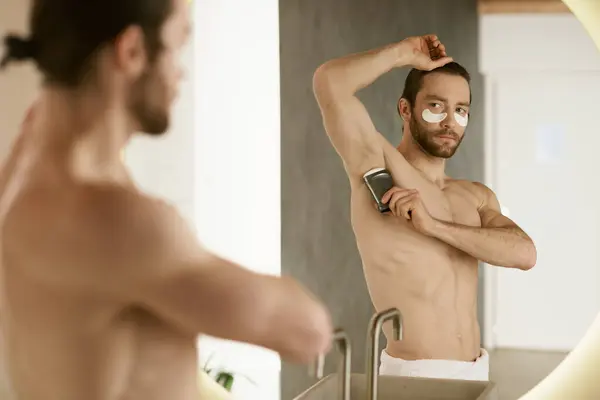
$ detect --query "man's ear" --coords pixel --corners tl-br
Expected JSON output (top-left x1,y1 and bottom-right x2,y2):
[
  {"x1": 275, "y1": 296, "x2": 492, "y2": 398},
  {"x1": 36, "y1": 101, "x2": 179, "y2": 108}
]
[
  {"x1": 113, "y1": 25, "x2": 148, "y2": 79},
  {"x1": 398, "y1": 97, "x2": 412, "y2": 121}
]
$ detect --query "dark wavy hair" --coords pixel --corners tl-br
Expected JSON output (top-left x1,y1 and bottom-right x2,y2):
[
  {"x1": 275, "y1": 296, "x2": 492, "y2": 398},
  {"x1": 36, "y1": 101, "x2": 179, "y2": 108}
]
[
  {"x1": 400, "y1": 61, "x2": 472, "y2": 110},
  {"x1": 1, "y1": 0, "x2": 173, "y2": 88}
]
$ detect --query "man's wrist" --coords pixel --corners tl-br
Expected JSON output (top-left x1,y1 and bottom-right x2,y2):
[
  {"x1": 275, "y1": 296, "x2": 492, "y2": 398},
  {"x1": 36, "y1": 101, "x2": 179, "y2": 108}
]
[
  {"x1": 424, "y1": 217, "x2": 447, "y2": 238},
  {"x1": 392, "y1": 41, "x2": 412, "y2": 68}
]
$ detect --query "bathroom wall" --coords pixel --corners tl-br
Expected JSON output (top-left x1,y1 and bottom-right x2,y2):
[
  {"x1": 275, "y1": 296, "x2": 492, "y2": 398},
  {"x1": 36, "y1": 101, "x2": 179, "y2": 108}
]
[
  {"x1": 0, "y1": 0, "x2": 37, "y2": 159},
  {"x1": 279, "y1": 0, "x2": 483, "y2": 397},
  {"x1": 192, "y1": 1, "x2": 282, "y2": 399},
  {"x1": 480, "y1": 14, "x2": 600, "y2": 352}
]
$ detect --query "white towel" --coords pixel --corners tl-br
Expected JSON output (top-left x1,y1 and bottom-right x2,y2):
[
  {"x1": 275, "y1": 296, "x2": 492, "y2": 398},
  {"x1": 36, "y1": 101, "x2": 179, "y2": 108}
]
[{"x1": 379, "y1": 348, "x2": 489, "y2": 381}]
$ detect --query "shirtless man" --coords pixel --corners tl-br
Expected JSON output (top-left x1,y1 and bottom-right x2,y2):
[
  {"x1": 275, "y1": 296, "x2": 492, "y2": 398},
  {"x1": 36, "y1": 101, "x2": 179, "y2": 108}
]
[
  {"x1": 0, "y1": 104, "x2": 37, "y2": 399},
  {"x1": 0, "y1": 1, "x2": 332, "y2": 399},
  {"x1": 313, "y1": 35, "x2": 537, "y2": 381}
]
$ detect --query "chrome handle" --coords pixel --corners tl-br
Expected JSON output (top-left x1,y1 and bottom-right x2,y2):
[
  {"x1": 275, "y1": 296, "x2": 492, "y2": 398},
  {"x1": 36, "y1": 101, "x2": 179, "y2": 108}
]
[
  {"x1": 310, "y1": 328, "x2": 352, "y2": 400},
  {"x1": 366, "y1": 308, "x2": 403, "y2": 400}
]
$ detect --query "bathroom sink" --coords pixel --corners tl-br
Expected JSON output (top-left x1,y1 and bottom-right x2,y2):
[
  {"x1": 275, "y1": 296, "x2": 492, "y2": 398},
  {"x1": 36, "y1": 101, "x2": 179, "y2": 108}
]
[
  {"x1": 297, "y1": 309, "x2": 497, "y2": 400},
  {"x1": 293, "y1": 373, "x2": 498, "y2": 400}
]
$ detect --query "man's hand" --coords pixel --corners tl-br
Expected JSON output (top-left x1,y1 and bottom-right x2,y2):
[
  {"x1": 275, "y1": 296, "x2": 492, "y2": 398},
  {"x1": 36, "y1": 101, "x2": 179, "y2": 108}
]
[
  {"x1": 397, "y1": 34, "x2": 453, "y2": 71},
  {"x1": 382, "y1": 187, "x2": 435, "y2": 234}
]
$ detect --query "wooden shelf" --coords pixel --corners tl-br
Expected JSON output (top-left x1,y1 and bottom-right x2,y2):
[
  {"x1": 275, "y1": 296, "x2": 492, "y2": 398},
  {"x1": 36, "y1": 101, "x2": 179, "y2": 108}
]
[{"x1": 478, "y1": 0, "x2": 571, "y2": 14}]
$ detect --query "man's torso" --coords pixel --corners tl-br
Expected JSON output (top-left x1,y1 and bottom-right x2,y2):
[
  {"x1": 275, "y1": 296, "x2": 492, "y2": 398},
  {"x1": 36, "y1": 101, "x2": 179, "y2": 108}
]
[
  {"x1": 350, "y1": 148, "x2": 482, "y2": 362},
  {"x1": 0, "y1": 121, "x2": 199, "y2": 400}
]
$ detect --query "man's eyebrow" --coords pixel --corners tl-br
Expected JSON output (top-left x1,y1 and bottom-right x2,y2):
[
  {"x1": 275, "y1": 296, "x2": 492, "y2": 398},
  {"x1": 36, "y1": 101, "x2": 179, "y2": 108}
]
[{"x1": 424, "y1": 95, "x2": 470, "y2": 107}]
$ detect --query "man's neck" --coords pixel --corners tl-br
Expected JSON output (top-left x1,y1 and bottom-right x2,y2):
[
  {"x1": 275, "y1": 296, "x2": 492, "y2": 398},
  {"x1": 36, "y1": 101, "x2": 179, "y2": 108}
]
[
  {"x1": 397, "y1": 137, "x2": 447, "y2": 186},
  {"x1": 30, "y1": 87, "x2": 133, "y2": 182}
]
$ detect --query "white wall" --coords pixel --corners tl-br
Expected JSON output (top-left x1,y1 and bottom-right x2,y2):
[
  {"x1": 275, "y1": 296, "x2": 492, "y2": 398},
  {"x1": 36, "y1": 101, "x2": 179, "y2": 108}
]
[
  {"x1": 130, "y1": 0, "x2": 282, "y2": 397},
  {"x1": 193, "y1": 1, "x2": 281, "y2": 400},
  {"x1": 0, "y1": 0, "x2": 38, "y2": 161},
  {"x1": 125, "y1": 40, "x2": 196, "y2": 224},
  {"x1": 481, "y1": 14, "x2": 600, "y2": 351}
]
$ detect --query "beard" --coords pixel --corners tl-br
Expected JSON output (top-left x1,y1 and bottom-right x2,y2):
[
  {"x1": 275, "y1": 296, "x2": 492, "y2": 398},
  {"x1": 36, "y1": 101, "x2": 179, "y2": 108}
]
[
  {"x1": 128, "y1": 64, "x2": 170, "y2": 136},
  {"x1": 409, "y1": 114, "x2": 464, "y2": 159}
]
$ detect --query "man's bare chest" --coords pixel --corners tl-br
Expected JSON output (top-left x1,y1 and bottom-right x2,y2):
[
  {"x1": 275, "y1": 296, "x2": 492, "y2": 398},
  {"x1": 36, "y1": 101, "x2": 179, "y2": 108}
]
[
  {"x1": 443, "y1": 189, "x2": 482, "y2": 227},
  {"x1": 353, "y1": 182, "x2": 481, "y2": 226}
]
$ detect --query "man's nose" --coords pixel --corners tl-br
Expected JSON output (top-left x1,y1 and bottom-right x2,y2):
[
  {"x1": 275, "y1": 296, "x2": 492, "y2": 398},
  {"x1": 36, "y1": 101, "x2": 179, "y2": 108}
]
[{"x1": 441, "y1": 113, "x2": 458, "y2": 130}]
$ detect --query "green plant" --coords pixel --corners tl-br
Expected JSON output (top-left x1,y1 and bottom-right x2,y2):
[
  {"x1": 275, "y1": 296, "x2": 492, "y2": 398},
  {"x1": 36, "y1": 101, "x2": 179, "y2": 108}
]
[{"x1": 202, "y1": 353, "x2": 257, "y2": 392}]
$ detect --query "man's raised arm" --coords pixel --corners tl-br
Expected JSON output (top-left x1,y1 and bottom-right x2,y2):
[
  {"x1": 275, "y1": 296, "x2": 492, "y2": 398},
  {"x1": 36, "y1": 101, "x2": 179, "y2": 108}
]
[{"x1": 312, "y1": 35, "x2": 453, "y2": 182}]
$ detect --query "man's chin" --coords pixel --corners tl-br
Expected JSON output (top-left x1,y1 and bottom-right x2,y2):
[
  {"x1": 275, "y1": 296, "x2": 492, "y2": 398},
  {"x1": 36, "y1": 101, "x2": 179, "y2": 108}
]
[{"x1": 427, "y1": 147, "x2": 458, "y2": 159}]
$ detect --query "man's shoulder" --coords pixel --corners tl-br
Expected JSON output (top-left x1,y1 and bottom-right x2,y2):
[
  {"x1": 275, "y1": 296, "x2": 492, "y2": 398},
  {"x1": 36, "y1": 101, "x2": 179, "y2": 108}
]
[
  {"x1": 446, "y1": 179, "x2": 497, "y2": 208},
  {"x1": 3, "y1": 182, "x2": 188, "y2": 289},
  {"x1": 68, "y1": 183, "x2": 198, "y2": 262},
  {"x1": 62, "y1": 183, "x2": 180, "y2": 253},
  {"x1": 448, "y1": 179, "x2": 494, "y2": 196},
  {"x1": 5, "y1": 183, "x2": 171, "y2": 262},
  {"x1": 73, "y1": 183, "x2": 166, "y2": 227},
  {"x1": 468, "y1": 181, "x2": 498, "y2": 204},
  {"x1": 10, "y1": 182, "x2": 160, "y2": 226}
]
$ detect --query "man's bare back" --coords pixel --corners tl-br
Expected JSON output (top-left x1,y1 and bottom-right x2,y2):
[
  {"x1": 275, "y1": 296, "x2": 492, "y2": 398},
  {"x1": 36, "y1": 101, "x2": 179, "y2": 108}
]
[
  {"x1": 0, "y1": 1, "x2": 333, "y2": 398},
  {"x1": 313, "y1": 34, "x2": 537, "y2": 369},
  {"x1": 0, "y1": 126, "x2": 199, "y2": 399},
  {"x1": 0, "y1": 100, "x2": 330, "y2": 400}
]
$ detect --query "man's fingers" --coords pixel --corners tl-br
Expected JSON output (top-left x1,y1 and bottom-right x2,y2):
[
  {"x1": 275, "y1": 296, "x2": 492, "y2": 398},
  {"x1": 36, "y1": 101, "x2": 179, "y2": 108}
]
[
  {"x1": 386, "y1": 189, "x2": 416, "y2": 208},
  {"x1": 394, "y1": 194, "x2": 417, "y2": 219},
  {"x1": 390, "y1": 193, "x2": 417, "y2": 219},
  {"x1": 382, "y1": 187, "x2": 412, "y2": 203},
  {"x1": 400, "y1": 205, "x2": 413, "y2": 220},
  {"x1": 423, "y1": 34, "x2": 438, "y2": 42},
  {"x1": 429, "y1": 56, "x2": 454, "y2": 70},
  {"x1": 438, "y1": 44, "x2": 447, "y2": 56},
  {"x1": 381, "y1": 188, "x2": 399, "y2": 204},
  {"x1": 388, "y1": 193, "x2": 405, "y2": 213},
  {"x1": 393, "y1": 201, "x2": 412, "y2": 220}
]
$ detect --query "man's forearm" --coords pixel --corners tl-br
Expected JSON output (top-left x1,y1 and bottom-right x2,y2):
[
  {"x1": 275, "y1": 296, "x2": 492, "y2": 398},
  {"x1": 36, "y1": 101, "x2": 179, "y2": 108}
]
[
  {"x1": 314, "y1": 42, "x2": 410, "y2": 96},
  {"x1": 428, "y1": 219, "x2": 537, "y2": 270}
]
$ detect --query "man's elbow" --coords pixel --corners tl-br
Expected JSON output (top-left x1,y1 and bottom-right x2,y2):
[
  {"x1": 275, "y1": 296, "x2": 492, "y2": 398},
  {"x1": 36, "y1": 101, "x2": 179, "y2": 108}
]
[
  {"x1": 313, "y1": 63, "x2": 349, "y2": 100},
  {"x1": 261, "y1": 308, "x2": 332, "y2": 364},
  {"x1": 312, "y1": 64, "x2": 334, "y2": 98},
  {"x1": 250, "y1": 279, "x2": 332, "y2": 363},
  {"x1": 517, "y1": 242, "x2": 537, "y2": 271}
]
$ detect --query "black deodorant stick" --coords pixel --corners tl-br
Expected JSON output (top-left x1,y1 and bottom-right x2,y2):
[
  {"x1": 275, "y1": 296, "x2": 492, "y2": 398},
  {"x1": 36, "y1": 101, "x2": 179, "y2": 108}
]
[{"x1": 363, "y1": 167, "x2": 394, "y2": 213}]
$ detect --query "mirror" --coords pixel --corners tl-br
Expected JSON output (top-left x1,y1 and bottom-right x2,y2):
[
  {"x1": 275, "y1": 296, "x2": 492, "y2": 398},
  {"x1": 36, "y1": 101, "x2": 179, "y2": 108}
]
[
  {"x1": 280, "y1": 0, "x2": 600, "y2": 399},
  {"x1": 1, "y1": 0, "x2": 599, "y2": 400}
]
